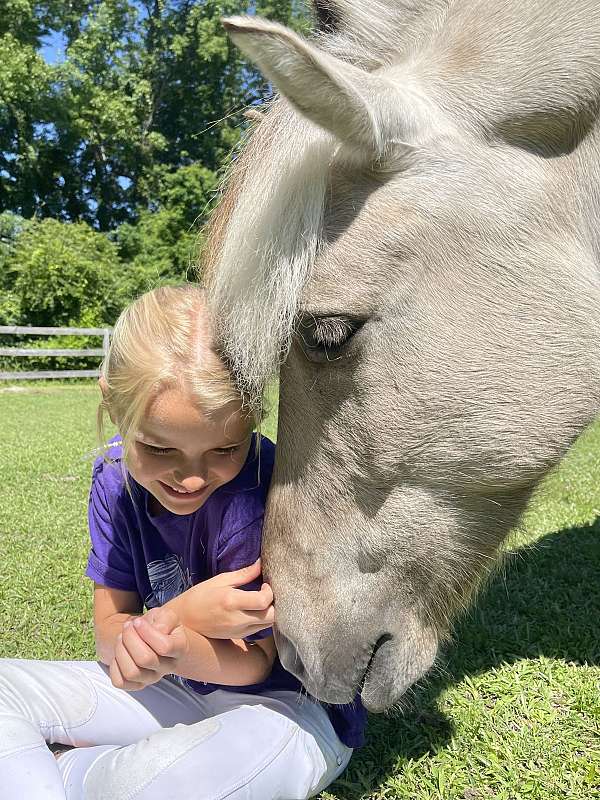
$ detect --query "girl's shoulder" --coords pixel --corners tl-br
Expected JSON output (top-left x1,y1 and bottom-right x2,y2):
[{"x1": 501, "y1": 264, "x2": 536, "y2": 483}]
[{"x1": 215, "y1": 434, "x2": 276, "y2": 534}]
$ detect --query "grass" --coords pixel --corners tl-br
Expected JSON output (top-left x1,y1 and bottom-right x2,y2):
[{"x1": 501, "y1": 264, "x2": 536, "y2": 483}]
[{"x1": 0, "y1": 382, "x2": 598, "y2": 799}]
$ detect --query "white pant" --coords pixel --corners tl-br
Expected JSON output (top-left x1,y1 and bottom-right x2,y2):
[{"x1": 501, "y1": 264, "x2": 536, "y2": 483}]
[{"x1": 0, "y1": 659, "x2": 352, "y2": 800}]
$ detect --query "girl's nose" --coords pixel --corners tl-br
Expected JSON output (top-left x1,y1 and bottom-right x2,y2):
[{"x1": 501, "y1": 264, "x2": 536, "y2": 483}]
[{"x1": 177, "y1": 475, "x2": 207, "y2": 493}]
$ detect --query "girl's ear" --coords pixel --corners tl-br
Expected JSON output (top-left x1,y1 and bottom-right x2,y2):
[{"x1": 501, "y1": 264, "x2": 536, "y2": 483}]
[{"x1": 98, "y1": 377, "x2": 117, "y2": 425}]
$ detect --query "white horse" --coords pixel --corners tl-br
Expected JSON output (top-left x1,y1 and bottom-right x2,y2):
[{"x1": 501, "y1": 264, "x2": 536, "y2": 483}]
[{"x1": 206, "y1": 0, "x2": 600, "y2": 711}]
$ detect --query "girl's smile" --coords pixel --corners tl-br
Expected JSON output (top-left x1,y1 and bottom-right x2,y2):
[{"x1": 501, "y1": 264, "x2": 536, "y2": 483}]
[
  {"x1": 159, "y1": 480, "x2": 204, "y2": 494},
  {"x1": 157, "y1": 481, "x2": 210, "y2": 500}
]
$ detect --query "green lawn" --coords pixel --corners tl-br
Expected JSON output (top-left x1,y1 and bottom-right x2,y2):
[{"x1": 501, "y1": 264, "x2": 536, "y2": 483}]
[{"x1": 0, "y1": 382, "x2": 598, "y2": 799}]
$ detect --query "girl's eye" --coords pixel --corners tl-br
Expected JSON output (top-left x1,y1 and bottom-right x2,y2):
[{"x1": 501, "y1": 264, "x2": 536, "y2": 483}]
[
  {"x1": 214, "y1": 446, "x2": 241, "y2": 456},
  {"x1": 141, "y1": 443, "x2": 174, "y2": 455}
]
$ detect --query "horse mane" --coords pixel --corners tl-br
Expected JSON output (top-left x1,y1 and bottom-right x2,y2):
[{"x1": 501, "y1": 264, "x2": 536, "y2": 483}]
[
  {"x1": 314, "y1": 0, "x2": 341, "y2": 33},
  {"x1": 204, "y1": 101, "x2": 335, "y2": 403}
]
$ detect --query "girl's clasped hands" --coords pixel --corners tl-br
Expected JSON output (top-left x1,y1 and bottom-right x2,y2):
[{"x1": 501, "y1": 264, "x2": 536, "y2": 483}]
[{"x1": 110, "y1": 559, "x2": 274, "y2": 691}]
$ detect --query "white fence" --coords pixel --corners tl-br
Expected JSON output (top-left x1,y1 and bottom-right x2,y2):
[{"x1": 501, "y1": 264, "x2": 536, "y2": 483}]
[{"x1": 0, "y1": 326, "x2": 112, "y2": 381}]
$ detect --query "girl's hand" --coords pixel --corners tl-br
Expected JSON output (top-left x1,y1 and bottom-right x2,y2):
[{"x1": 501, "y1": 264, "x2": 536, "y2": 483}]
[
  {"x1": 168, "y1": 558, "x2": 275, "y2": 639},
  {"x1": 109, "y1": 607, "x2": 188, "y2": 691}
]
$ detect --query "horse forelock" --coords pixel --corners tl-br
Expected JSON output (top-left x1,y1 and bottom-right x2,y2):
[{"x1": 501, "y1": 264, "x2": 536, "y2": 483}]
[{"x1": 205, "y1": 101, "x2": 335, "y2": 404}]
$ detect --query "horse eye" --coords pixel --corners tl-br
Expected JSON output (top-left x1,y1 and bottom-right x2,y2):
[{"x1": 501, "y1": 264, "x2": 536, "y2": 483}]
[{"x1": 297, "y1": 315, "x2": 365, "y2": 363}]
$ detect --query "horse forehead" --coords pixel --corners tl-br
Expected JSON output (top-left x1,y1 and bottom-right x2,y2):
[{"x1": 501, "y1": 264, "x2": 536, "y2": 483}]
[
  {"x1": 304, "y1": 164, "x2": 574, "y2": 312},
  {"x1": 323, "y1": 144, "x2": 560, "y2": 248}
]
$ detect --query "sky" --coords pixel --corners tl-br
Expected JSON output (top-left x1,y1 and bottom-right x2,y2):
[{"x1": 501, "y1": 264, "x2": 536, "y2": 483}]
[{"x1": 39, "y1": 30, "x2": 67, "y2": 64}]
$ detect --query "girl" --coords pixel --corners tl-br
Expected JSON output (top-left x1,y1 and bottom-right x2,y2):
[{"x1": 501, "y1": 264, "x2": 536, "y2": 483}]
[{"x1": 0, "y1": 285, "x2": 366, "y2": 800}]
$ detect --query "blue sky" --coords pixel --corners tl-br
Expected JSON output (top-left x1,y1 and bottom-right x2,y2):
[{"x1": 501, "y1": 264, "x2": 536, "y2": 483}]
[{"x1": 40, "y1": 30, "x2": 67, "y2": 64}]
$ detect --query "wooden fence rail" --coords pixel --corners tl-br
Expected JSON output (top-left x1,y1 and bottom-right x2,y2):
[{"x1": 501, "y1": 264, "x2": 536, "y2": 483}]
[{"x1": 0, "y1": 326, "x2": 112, "y2": 381}]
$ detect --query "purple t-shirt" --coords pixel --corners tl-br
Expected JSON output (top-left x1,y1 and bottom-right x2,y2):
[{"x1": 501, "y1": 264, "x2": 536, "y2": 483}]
[{"x1": 86, "y1": 434, "x2": 366, "y2": 748}]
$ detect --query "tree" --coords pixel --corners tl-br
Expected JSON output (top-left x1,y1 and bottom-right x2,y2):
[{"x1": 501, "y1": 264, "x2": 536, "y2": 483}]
[
  {"x1": 115, "y1": 163, "x2": 218, "y2": 280},
  {"x1": 0, "y1": 1, "x2": 307, "y2": 230},
  {"x1": 0, "y1": 211, "x2": 28, "y2": 324}
]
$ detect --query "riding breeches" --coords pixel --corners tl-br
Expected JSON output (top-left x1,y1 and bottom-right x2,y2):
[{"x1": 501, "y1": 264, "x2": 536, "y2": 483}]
[{"x1": 0, "y1": 659, "x2": 352, "y2": 800}]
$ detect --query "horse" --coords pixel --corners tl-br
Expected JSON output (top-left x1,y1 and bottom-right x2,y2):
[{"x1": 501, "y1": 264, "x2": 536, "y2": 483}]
[{"x1": 205, "y1": 0, "x2": 600, "y2": 712}]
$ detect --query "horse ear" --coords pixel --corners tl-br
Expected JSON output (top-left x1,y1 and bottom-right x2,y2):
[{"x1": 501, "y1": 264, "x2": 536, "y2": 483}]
[{"x1": 223, "y1": 15, "x2": 400, "y2": 154}]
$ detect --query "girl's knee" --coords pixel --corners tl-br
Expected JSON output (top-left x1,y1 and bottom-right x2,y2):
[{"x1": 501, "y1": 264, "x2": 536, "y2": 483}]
[
  {"x1": 0, "y1": 659, "x2": 98, "y2": 735},
  {"x1": 0, "y1": 714, "x2": 45, "y2": 760},
  {"x1": 81, "y1": 705, "x2": 327, "y2": 800},
  {"x1": 79, "y1": 704, "x2": 346, "y2": 800}
]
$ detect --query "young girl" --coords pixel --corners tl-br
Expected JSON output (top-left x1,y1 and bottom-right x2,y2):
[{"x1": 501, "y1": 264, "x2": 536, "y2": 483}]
[{"x1": 0, "y1": 285, "x2": 366, "y2": 799}]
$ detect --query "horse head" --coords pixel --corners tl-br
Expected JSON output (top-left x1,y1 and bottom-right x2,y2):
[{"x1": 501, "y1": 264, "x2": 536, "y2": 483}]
[{"x1": 207, "y1": 0, "x2": 600, "y2": 711}]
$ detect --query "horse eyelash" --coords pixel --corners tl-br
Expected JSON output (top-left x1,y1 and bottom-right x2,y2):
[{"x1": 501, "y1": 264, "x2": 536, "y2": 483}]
[
  {"x1": 313, "y1": 318, "x2": 354, "y2": 347},
  {"x1": 313, "y1": 316, "x2": 367, "y2": 348}
]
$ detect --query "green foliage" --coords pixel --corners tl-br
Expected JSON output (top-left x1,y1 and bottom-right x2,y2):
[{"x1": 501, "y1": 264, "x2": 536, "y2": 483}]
[
  {"x1": 6, "y1": 218, "x2": 122, "y2": 326},
  {"x1": 0, "y1": 384, "x2": 599, "y2": 800},
  {"x1": 115, "y1": 163, "x2": 218, "y2": 280},
  {"x1": 0, "y1": 1, "x2": 308, "y2": 230},
  {"x1": 0, "y1": 211, "x2": 27, "y2": 270},
  {"x1": 0, "y1": 211, "x2": 27, "y2": 324},
  {"x1": 0, "y1": 2, "x2": 310, "y2": 325},
  {"x1": 0, "y1": 32, "x2": 54, "y2": 216},
  {"x1": 0, "y1": 291, "x2": 21, "y2": 326}
]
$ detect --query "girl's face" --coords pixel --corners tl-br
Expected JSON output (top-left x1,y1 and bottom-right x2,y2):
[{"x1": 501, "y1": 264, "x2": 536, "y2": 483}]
[{"x1": 125, "y1": 386, "x2": 252, "y2": 516}]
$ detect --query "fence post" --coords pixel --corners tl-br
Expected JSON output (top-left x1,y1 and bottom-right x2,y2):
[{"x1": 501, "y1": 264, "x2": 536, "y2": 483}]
[{"x1": 103, "y1": 328, "x2": 111, "y2": 362}]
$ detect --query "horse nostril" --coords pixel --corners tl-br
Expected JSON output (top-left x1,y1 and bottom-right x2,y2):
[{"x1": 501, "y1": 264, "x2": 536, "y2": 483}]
[
  {"x1": 274, "y1": 630, "x2": 307, "y2": 683},
  {"x1": 375, "y1": 633, "x2": 393, "y2": 650}
]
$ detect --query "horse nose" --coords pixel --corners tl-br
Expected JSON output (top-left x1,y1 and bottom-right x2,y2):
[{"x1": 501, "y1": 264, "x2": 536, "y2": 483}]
[{"x1": 274, "y1": 629, "x2": 308, "y2": 684}]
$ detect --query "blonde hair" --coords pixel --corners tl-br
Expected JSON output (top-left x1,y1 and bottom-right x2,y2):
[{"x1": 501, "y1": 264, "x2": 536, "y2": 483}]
[{"x1": 98, "y1": 284, "x2": 252, "y2": 461}]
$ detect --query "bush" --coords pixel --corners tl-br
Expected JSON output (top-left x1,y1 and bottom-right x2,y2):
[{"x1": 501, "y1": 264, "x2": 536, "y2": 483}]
[
  {"x1": 6, "y1": 218, "x2": 123, "y2": 327},
  {"x1": 0, "y1": 211, "x2": 27, "y2": 270},
  {"x1": 0, "y1": 212, "x2": 28, "y2": 324}
]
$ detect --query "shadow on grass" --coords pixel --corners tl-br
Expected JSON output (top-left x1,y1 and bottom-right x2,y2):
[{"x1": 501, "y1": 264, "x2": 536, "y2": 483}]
[{"x1": 330, "y1": 518, "x2": 600, "y2": 798}]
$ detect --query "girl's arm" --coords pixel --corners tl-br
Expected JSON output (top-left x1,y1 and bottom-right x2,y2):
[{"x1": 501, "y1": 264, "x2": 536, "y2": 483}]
[
  {"x1": 93, "y1": 584, "x2": 143, "y2": 666},
  {"x1": 109, "y1": 606, "x2": 276, "y2": 691},
  {"x1": 163, "y1": 559, "x2": 274, "y2": 639},
  {"x1": 143, "y1": 615, "x2": 275, "y2": 685},
  {"x1": 175, "y1": 628, "x2": 276, "y2": 686}
]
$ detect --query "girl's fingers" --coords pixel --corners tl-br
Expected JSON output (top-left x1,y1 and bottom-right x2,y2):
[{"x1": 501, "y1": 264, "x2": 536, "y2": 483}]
[
  {"x1": 121, "y1": 621, "x2": 161, "y2": 671},
  {"x1": 133, "y1": 616, "x2": 181, "y2": 658},
  {"x1": 217, "y1": 559, "x2": 262, "y2": 588},
  {"x1": 240, "y1": 606, "x2": 276, "y2": 624},
  {"x1": 244, "y1": 613, "x2": 275, "y2": 634},
  {"x1": 143, "y1": 607, "x2": 180, "y2": 635},
  {"x1": 109, "y1": 656, "x2": 123, "y2": 687},
  {"x1": 114, "y1": 632, "x2": 157, "y2": 685},
  {"x1": 245, "y1": 607, "x2": 275, "y2": 625},
  {"x1": 258, "y1": 606, "x2": 275, "y2": 625},
  {"x1": 109, "y1": 654, "x2": 146, "y2": 691},
  {"x1": 231, "y1": 584, "x2": 274, "y2": 611}
]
